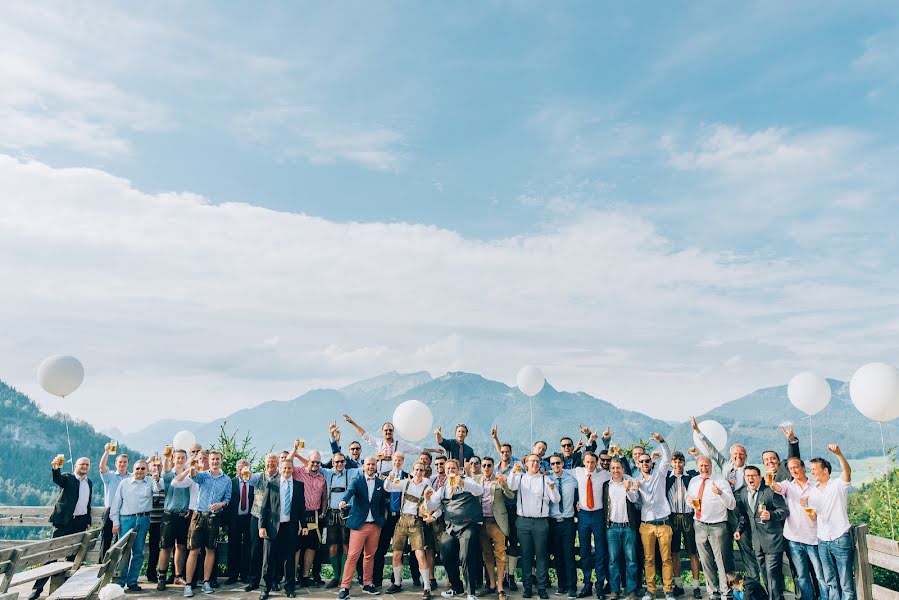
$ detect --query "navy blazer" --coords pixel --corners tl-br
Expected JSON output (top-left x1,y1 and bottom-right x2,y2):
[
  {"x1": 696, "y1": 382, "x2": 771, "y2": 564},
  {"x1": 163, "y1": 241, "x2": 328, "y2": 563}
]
[
  {"x1": 50, "y1": 468, "x2": 93, "y2": 528},
  {"x1": 341, "y1": 474, "x2": 388, "y2": 530}
]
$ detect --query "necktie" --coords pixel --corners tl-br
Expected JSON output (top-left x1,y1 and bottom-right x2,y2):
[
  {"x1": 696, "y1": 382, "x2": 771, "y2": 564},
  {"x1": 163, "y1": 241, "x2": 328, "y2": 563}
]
[
  {"x1": 586, "y1": 472, "x2": 595, "y2": 509},
  {"x1": 240, "y1": 481, "x2": 247, "y2": 511},
  {"x1": 557, "y1": 476, "x2": 563, "y2": 510},
  {"x1": 696, "y1": 477, "x2": 707, "y2": 520},
  {"x1": 284, "y1": 480, "x2": 292, "y2": 516}
]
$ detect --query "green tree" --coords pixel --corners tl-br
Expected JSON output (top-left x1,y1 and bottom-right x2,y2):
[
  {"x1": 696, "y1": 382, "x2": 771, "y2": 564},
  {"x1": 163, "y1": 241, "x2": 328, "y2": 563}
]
[
  {"x1": 209, "y1": 422, "x2": 257, "y2": 478},
  {"x1": 849, "y1": 449, "x2": 899, "y2": 591}
]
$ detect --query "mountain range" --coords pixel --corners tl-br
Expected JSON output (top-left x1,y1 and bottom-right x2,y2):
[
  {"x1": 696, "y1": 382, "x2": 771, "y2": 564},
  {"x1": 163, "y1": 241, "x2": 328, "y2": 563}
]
[{"x1": 107, "y1": 371, "x2": 897, "y2": 465}]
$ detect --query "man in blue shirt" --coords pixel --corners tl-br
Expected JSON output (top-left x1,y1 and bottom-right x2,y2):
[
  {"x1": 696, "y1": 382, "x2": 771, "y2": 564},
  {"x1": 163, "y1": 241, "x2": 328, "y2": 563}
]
[
  {"x1": 174, "y1": 450, "x2": 232, "y2": 597},
  {"x1": 156, "y1": 449, "x2": 193, "y2": 590},
  {"x1": 112, "y1": 459, "x2": 160, "y2": 591},
  {"x1": 548, "y1": 454, "x2": 578, "y2": 599},
  {"x1": 99, "y1": 442, "x2": 129, "y2": 557}
]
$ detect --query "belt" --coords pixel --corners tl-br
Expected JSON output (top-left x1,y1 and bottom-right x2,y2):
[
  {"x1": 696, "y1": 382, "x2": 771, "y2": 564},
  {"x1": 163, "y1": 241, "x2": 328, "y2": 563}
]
[
  {"x1": 122, "y1": 512, "x2": 151, "y2": 517},
  {"x1": 642, "y1": 518, "x2": 669, "y2": 526},
  {"x1": 164, "y1": 509, "x2": 190, "y2": 516},
  {"x1": 698, "y1": 520, "x2": 726, "y2": 526},
  {"x1": 484, "y1": 516, "x2": 496, "y2": 522},
  {"x1": 554, "y1": 516, "x2": 573, "y2": 522},
  {"x1": 390, "y1": 511, "x2": 401, "y2": 517},
  {"x1": 609, "y1": 522, "x2": 630, "y2": 528},
  {"x1": 519, "y1": 516, "x2": 546, "y2": 520}
]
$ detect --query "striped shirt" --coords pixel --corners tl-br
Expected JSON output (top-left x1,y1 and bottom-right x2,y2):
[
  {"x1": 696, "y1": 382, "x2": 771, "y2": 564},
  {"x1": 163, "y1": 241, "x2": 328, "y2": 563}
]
[{"x1": 292, "y1": 465, "x2": 326, "y2": 511}]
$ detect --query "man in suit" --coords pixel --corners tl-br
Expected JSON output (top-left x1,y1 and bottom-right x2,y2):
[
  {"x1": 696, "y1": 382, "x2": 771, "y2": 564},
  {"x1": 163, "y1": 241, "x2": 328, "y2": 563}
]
[
  {"x1": 666, "y1": 451, "x2": 701, "y2": 599},
  {"x1": 29, "y1": 456, "x2": 93, "y2": 600},
  {"x1": 245, "y1": 454, "x2": 280, "y2": 592},
  {"x1": 227, "y1": 459, "x2": 255, "y2": 584},
  {"x1": 337, "y1": 456, "x2": 388, "y2": 599},
  {"x1": 258, "y1": 459, "x2": 308, "y2": 600},
  {"x1": 476, "y1": 457, "x2": 514, "y2": 599},
  {"x1": 761, "y1": 424, "x2": 802, "y2": 484},
  {"x1": 734, "y1": 466, "x2": 789, "y2": 600}
]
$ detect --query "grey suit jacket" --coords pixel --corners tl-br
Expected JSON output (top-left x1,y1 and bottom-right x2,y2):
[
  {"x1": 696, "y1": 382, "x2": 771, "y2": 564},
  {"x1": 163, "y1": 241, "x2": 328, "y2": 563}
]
[
  {"x1": 735, "y1": 483, "x2": 789, "y2": 555},
  {"x1": 475, "y1": 475, "x2": 513, "y2": 536}
]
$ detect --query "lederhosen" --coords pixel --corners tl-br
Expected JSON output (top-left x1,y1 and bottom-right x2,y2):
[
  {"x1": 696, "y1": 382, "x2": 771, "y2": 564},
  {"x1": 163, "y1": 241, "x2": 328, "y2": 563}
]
[{"x1": 326, "y1": 471, "x2": 350, "y2": 546}]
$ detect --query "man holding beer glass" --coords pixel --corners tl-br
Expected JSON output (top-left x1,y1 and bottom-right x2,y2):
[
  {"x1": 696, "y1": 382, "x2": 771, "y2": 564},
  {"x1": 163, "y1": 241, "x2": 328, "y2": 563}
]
[{"x1": 99, "y1": 440, "x2": 129, "y2": 557}]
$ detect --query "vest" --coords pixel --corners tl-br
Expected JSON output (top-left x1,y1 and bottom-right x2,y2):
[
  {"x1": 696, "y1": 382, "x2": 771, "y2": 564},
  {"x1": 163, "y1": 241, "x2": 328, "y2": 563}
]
[{"x1": 442, "y1": 490, "x2": 483, "y2": 530}]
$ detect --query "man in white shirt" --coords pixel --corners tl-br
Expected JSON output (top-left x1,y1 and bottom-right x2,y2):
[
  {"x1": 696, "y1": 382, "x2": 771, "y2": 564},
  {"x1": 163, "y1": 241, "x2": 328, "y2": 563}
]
[
  {"x1": 508, "y1": 454, "x2": 560, "y2": 600},
  {"x1": 603, "y1": 459, "x2": 640, "y2": 600},
  {"x1": 384, "y1": 461, "x2": 435, "y2": 599},
  {"x1": 687, "y1": 456, "x2": 735, "y2": 599},
  {"x1": 770, "y1": 457, "x2": 827, "y2": 600},
  {"x1": 806, "y1": 445, "x2": 855, "y2": 600},
  {"x1": 636, "y1": 434, "x2": 674, "y2": 600},
  {"x1": 342, "y1": 414, "x2": 442, "y2": 472},
  {"x1": 571, "y1": 452, "x2": 611, "y2": 599}
]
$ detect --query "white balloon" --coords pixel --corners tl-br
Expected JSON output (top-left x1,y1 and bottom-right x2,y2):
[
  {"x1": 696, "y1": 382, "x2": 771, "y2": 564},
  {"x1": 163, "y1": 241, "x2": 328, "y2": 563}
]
[
  {"x1": 392, "y1": 400, "x2": 433, "y2": 442},
  {"x1": 37, "y1": 355, "x2": 85, "y2": 398},
  {"x1": 173, "y1": 430, "x2": 197, "y2": 451},
  {"x1": 787, "y1": 371, "x2": 832, "y2": 416},
  {"x1": 850, "y1": 362, "x2": 899, "y2": 423},
  {"x1": 692, "y1": 420, "x2": 728, "y2": 456},
  {"x1": 516, "y1": 366, "x2": 545, "y2": 397}
]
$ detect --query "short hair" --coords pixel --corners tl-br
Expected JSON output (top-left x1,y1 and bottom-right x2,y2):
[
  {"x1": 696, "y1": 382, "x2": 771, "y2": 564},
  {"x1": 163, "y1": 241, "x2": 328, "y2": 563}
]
[
  {"x1": 524, "y1": 453, "x2": 540, "y2": 463},
  {"x1": 173, "y1": 449, "x2": 187, "y2": 457},
  {"x1": 810, "y1": 457, "x2": 832, "y2": 474},
  {"x1": 116, "y1": 453, "x2": 130, "y2": 461},
  {"x1": 482, "y1": 456, "x2": 495, "y2": 465},
  {"x1": 434, "y1": 455, "x2": 446, "y2": 463},
  {"x1": 382, "y1": 422, "x2": 394, "y2": 430},
  {"x1": 609, "y1": 458, "x2": 624, "y2": 468},
  {"x1": 671, "y1": 451, "x2": 686, "y2": 462},
  {"x1": 265, "y1": 453, "x2": 278, "y2": 461},
  {"x1": 744, "y1": 465, "x2": 761, "y2": 476},
  {"x1": 236, "y1": 459, "x2": 250, "y2": 467},
  {"x1": 696, "y1": 455, "x2": 712, "y2": 467},
  {"x1": 787, "y1": 457, "x2": 805, "y2": 468},
  {"x1": 501, "y1": 443, "x2": 512, "y2": 452},
  {"x1": 534, "y1": 440, "x2": 547, "y2": 448},
  {"x1": 762, "y1": 449, "x2": 780, "y2": 460},
  {"x1": 455, "y1": 424, "x2": 469, "y2": 433},
  {"x1": 560, "y1": 436, "x2": 573, "y2": 444},
  {"x1": 730, "y1": 444, "x2": 746, "y2": 454},
  {"x1": 550, "y1": 452, "x2": 564, "y2": 461},
  {"x1": 412, "y1": 461, "x2": 426, "y2": 472},
  {"x1": 332, "y1": 452, "x2": 345, "y2": 460},
  {"x1": 75, "y1": 457, "x2": 91, "y2": 467},
  {"x1": 419, "y1": 452, "x2": 431, "y2": 460},
  {"x1": 445, "y1": 459, "x2": 460, "y2": 469},
  {"x1": 583, "y1": 451, "x2": 598, "y2": 461},
  {"x1": 208, "y1": 451, "x2": 222, "y2": 459},
  {"x1": 279, "y1": 458, "x2": 293, "y2": 467},
  {"x1": 726, "y1": 573, "x2": 743, "y2": 588},
  {"x1": 363, "y1": 456, "x2": 377, "y2": 465}
]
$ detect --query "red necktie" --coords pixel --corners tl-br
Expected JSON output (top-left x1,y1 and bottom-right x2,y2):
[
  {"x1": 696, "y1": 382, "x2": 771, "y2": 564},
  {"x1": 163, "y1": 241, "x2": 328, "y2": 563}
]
[
  {"x1": 240, "y1": 481, "x2": 247, "y2": 511},
  {"x1": 696, "y1": 477, "x2": 707, "y2": 520},
  {"x1": 586, "y1": 473, "x2": 595, "y2": 509}
]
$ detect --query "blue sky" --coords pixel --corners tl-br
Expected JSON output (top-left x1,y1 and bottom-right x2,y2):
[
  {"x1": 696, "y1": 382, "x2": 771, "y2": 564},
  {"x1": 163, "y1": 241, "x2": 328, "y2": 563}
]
[{"x1": 1, "y1": 2, "x2": 898, "y2": 429}]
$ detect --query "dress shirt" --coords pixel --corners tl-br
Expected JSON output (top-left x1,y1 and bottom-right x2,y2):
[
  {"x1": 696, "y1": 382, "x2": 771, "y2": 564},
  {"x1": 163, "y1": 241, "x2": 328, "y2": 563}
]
[
  {"x1": 572, "y1": 467, "x2": 611, "y2": 511},
  {"x1": 100, "y1": 470, "x2": 127, "y2": 508},
  {"x1": 111, "y1": 476, "x2": 155, "y2": 525},
  {"x1": 237, "y1": 479, "x2": 251, "y2": 515},
  {"x1": 361, "y1": 432, "x2": 424, "y2": 471},
  {"x1": 687, "y1": 476, "x2": 735, "y2": 524},
  {"x1": 439, "y1": 439, "x2": 475, "y2": 464},
  {"x1": 385, "y1": 478, "x2": 432, "y2": 516},
  {"x1": 608, "y1": 478, "x2": 640, "y2": 523},
  {"x1": 292, "y1": 465, "x2": 326, "y2": 511},
  {"x1": 175, "y1": 471, "x2": 231, "y2": 512},
  {"x1": 383, "y1": 468, "x2": 406, "y2": 512},
  {"x1": 808, "y1": 479, "x2": 851, "y2": 541},
  {"x1": 323, "y1": 467, "x2": 359, "y2": 509},
  {"x1": 508, "y1": 472, "x2": 560, "y2": 518},
  {"x1": 778, "y1": 479, "x2": 818, "y2": 546},
  {"x1": 279, "y1": 477, "x2": 292, "y2": 522},
  {"x1": 365, "y1": 476, "x2": 377, "y2": 522},
  {"x1": 162, "y1": 471, "x2": 192, "y2": 512},
  {"x1": 638, "y1": 442, "x2": 672, "y2": 521},
  {"x1": 424, "y1": 477, "x2": 485, "y2": 512},
  {"x1": 667, "y1": 474, "x2": 692, "y2": 514},
  {"x1": 73, "y1": 476, "x2": 90, "y2": 517},
  {"x1": 481, "y1": 482, "x2": 494, "y2": 517},
  {"x1": 549, "y1": 471, "x2": 577, "y2": 518}
]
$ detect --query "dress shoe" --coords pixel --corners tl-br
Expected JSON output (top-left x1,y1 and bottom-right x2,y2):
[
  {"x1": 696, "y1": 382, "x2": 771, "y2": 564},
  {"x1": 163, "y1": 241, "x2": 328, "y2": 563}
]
[
  {"x1": 286, "y1": 593, "x2": 296, "y2": 598},
  {"x1": 577, "y1": 586, "x2": 593, "y2": 599},
  {"x1": 226, "y1": 578, "x2": 238, "y2": 585},
  {"x1": 523, "y1": 589, "x2": 533, "y2": 599},
  {"x1": 539, "y1": 591, "x2": 550, "y2": 600},
  {"x1": 244, "y1": 583, "x2": 260, "y2": 592},
  {"x1": 385, "y1": 584, "x2": 403, "y2": 594},
  {"x1": 692, "y1": 590, "x2": 701, "y2": 599},
  {"x1": 259, "y1": 590, "x2": 270, "y2": 600},
  {"x1": 126, "y1": 585, "x2": 143, "y2": 592},
  {"x1": 327, "y1": 578, "x2": 340, "y2": 589}
]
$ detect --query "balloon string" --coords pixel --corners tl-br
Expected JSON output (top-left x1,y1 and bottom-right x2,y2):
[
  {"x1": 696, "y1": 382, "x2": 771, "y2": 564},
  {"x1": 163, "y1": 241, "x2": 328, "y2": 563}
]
[
  {"x1": 63, "y1": 405, "x2": 74, "y2": 467},
  {"x1": 879, "y1": 422, "x2": 896, "y2": 540},
  {"x1": 529, "y1": 396, "x2": 533, "y2": 445}
]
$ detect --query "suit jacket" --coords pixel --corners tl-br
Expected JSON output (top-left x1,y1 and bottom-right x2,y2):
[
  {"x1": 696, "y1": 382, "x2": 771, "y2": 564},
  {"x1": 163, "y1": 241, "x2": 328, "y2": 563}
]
[
  {"x1": 50, "y1": 468, "x2": 93, "y2": 528},
  {"x1": 229, "y1": 476, "x2": 255, "y2": 524},
  {"x1": 258, "y1": 478, "x2": 307, "y2": 540},
  {"x1": 735, "y1": 483, "x2": 789, "y2": 554},
  {"x1": 341, "y1": 474, "x2": 388, "y2": 530},
  {"x1": 474, "y1": 475, "x2": 513, "y2": 536}
]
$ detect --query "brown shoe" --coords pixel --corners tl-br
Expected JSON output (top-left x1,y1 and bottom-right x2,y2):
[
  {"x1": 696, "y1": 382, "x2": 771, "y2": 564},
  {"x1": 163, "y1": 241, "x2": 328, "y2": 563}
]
[{"x1": 174, "y1": 578, "x2": 187, "y2": 586}]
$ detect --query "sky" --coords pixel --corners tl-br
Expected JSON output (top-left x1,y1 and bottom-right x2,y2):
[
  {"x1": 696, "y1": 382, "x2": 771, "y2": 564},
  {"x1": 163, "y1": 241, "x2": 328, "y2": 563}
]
[{"x1": 2, "y1": 2, "x2": 899, "y2": 432}]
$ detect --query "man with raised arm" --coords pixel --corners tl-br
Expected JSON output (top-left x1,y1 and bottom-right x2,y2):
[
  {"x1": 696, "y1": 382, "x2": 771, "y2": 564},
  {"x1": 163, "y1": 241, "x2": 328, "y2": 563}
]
[
  {"x1": 328, "y1": 422, "x2": 364, "y2": 469},
  {"x1": 760, "y1": 424, "x2": 802, "y2": 484},
  {"x1": 173, "y1": 450, "x2": 232, "y2": 597},
  {"x1": 286, "y1": 444, "x2": 328, "y2": 588},
  {"x1": 383, "y1": 461, "x2": 435, "y2": 599},
  {"x1": 805, "y1": 445, "x2": 855, "y2": 600},
  {"x1": 424, "y1": 458, "x2": 485, "y2": 600},
  {"x1": 436, "y1": 424, "x2": 476, "y2": 465},
  {"x1": 343, "y1": 414, "x2": 442, "y2": 471},
  {"x1": 508, "y1": 454, "x2": 561, "y2": 600},
  {"x1": 490, "y1": 426, "x2": 522, "y2": 591},
  {"x1": 687, "y1": 456, "x2": 735, "y2": 600},
  {"x1": 636, "y1": 433, "x2": 675, "y2": 600},
  {"x1": 733, "y1": 466, "x2": 788, "y2": 600},
  {"x1": 99, "y1": 442, "x2": 130, "y2": 557}
]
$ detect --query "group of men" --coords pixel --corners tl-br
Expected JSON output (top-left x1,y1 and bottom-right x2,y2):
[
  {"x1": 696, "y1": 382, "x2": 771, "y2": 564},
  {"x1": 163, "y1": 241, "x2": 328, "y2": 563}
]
[{"x1": 33, "y1": 413, "x2": 857, "y2": 600}]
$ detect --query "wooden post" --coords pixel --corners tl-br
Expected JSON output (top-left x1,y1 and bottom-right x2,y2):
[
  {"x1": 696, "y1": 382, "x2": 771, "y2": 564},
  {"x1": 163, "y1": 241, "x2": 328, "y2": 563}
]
[{"x1": 855, "y1": 524, "x2": 874, "y2": 600}]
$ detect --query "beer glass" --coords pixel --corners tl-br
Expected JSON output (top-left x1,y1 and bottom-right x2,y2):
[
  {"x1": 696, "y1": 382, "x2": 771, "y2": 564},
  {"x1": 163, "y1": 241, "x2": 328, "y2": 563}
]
[
  {"x1": 804, "y1": 506, "x2": 815, "y2": 517},
  {"x1": 240, "y1": 466, "x2": 251, "y2": 481},
  {"x1": 765, "y1": 470, "x2": 775, "y2": 485},
  {"x1": 164, "y1": 444, "x2": 173, "y2": 457},
  {"x1": 55, "y1": 454, "x2": 66, "y2": 468},
  {"x1": 109, "y1": 440, "x2": 118, "y2": 453},
  {"x1": 690, "y1": 497, "x2": 700, "y2": 510}
]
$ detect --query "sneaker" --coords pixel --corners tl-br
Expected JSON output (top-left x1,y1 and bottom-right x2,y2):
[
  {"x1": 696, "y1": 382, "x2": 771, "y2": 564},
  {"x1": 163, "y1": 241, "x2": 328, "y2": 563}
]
[
  {"x1": 577, "y1": 587, "x2": 593, "y2": 599},
  {"x1": 126, "y1": 585, "x2": 143, "y2": 592},
  {"x1": 338, "y1": 589, "x2": 351, "y2": 600},
  {"x1": 183, "y1": 586, "x2": 194, "y2": 598},
  {"x1": 539, "y1": 592, "x2": 550, "y2": 600},
  {"x1": 507, "y1": 579, "x2": 518, "y2": 592},
  {"x1": 522, "y1": 590, "x2": 533, "y2": 599},
  {"x1": 157, "y1": 580, "x2": 167, "y2": 591},
  {"x1": 671, "y1": 587, "x2": 684, "y2": 598},
  {"x1": 363, "y1": 585, "x2": 381, "y2": 595},
  {"x1": 665, "y1": 595, "x2": 675, "y2": 600},
  {"x1": 641, "y1": 595, "x2": 652, "y2": 600},
  {"x1": 423, "y1": 591, "x2": 432, "y2": 600},
  {"x1": 467, "y1": 596, "x2": 478, "y2": 600},
  {"x1": 556, "y1": 589, "x2": 566, "y2": 596},
  {"x1": 442, "y1": 591, "x2": 461, "y2": 598},
  {"x1": 385, "y1": 584, "x2": 403, "y2": 594},
  {"x1": 608, "y1": 594, "x2": 618, "y2": 600},
  {"x1": 568, "y1": 591, "x2": 578, "y2": 600},
  {"x1": 202, "y1": 582, "x2": 214, "y2": 594},
  {"x1": 692, "y1": 591, "x2": 701, "y2": 600}
]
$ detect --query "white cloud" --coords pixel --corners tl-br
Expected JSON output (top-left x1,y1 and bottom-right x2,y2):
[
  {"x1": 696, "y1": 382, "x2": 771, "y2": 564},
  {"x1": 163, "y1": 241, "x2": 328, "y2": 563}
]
[{"x1": 1, "y1": 154, "x2": 897, "y2": 426}]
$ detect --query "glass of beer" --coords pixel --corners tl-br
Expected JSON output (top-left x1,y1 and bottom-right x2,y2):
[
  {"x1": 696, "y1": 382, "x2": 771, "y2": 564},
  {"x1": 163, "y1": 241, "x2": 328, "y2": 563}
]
[
  {"x1": 240, "y1": 466, "x2": 251, "y2": 481},
  {"x1": 109, "y1": 440, "x2": 117, "y2": 453},
  {"x1": 690, "y1": 497, "x2": 700, "y2": 510},
  {"x1": 804, "y1": 506, "x2": 815, "y2": 517},
  {"x1": 765, "y1": 470, "x2": 776, "y2": 485},
  {"x1": 190, "y1": 457, "x2": 198, "y2": 469},
  {"x1": 609, "y1": 443, "x2": 620, "y2": 456},
  {"x1": 163, "y1": 444, "x2": 173, "y2": 457},
  {"x1": 296, "y1": 439, "x2": 305, "y2": 450},
  {"x1": 55, "y1": 454, "x2": 66, "y2": 468},
  {"x1": 448, "y1": 475, "x2": 458, "y2": 488},
  {"x1": 514, "y1": 464, "x2": 523, "y2": 474}
]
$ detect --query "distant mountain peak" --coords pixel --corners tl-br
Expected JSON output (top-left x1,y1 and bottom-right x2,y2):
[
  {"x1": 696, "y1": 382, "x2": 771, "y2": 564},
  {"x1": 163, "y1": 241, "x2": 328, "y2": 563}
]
[{"x1": 340, "y1": 370, "x2": 432, "y2": 400}]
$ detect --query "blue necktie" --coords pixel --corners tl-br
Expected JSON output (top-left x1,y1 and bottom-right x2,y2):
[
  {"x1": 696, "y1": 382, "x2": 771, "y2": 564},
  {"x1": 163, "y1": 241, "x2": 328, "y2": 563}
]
[{"x1": 284, "y1": 481, "x2": 292, "y2": 517}]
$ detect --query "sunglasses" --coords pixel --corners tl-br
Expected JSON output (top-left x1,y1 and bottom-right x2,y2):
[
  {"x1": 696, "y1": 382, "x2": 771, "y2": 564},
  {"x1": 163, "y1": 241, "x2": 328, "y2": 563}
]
[
  {"x1": 134, "y1": 467, "x2": 147, "y2": 471},
  {"x1": 561, "y1": 443, "x2": 573, "y2": 448},
  {"x1": 600, "y1": 457, "x2": 611, "y2": 462},
  {"x1": 350, "y1": 447, "x2": 361, "y2": 452},
  {"x1": 383, "y1": 428, "x2": 394, "y2": 432},
  {"x1": 550, "y1": 461, "x2": 563, "y2": 466},
  {"x1": 638, "y1": 459, "x2": 652, "y2": 464},
  {"x1": 483, "y1": 463, "x2": 493, "y2": 468},
  {"x1": 310, "y1": 461, "x2": 321, "y2": 465},
  {"x1": 470, "y1": 462, "x2": 480, "y2": 465},
  {"x1": 334, "y1": 460, "x2": 346, "y2": 464}
]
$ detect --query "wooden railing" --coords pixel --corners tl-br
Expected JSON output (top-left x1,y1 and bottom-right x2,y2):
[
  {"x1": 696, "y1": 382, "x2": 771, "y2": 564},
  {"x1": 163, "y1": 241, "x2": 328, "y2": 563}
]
[
  {"x1": 856, "y1": 524, "x2": 899, "y2": 600},
  {"x1": 0, "y1": 506, "x2": 108, "y2": 563}
]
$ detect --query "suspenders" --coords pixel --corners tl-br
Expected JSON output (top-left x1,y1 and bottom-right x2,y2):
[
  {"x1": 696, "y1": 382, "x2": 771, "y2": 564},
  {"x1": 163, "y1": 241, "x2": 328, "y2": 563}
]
[{"x1": 517, "y1": 474, "x2": 547, "y2": 517}]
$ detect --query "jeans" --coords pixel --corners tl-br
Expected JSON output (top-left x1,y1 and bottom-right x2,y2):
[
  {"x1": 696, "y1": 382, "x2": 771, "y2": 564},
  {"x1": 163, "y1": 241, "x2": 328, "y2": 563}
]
[
  {"x1": 817, "y1": 531, "x2": 856, "y2": 600},
  {"x1": 577, "y1": 509, "x2": 607, "y2": 585},
  {"x1": 788, "y1": 540, "x2": 827, "y2": 600},
  {"x1": 119, "y1": 515, "x2": 151, "y2": 586},
  {"x1": 606, "y1": 525, "x2": 638, "y2": 595}
]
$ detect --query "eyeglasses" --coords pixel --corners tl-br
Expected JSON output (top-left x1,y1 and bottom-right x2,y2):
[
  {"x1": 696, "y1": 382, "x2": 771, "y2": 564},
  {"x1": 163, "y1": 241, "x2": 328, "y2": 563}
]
[
  {"x1": 550, "y1": 461, "x2": 563, "y2": 466},
  {"x1": 560, "y1": 443, "x2": 573, "y2": 448},
  {"x1": 334, "y1": 460, "x2": 346, "y2": 464},
  {"x1": 310, "y1": 461, "x2": 321, "y2": 465}
]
